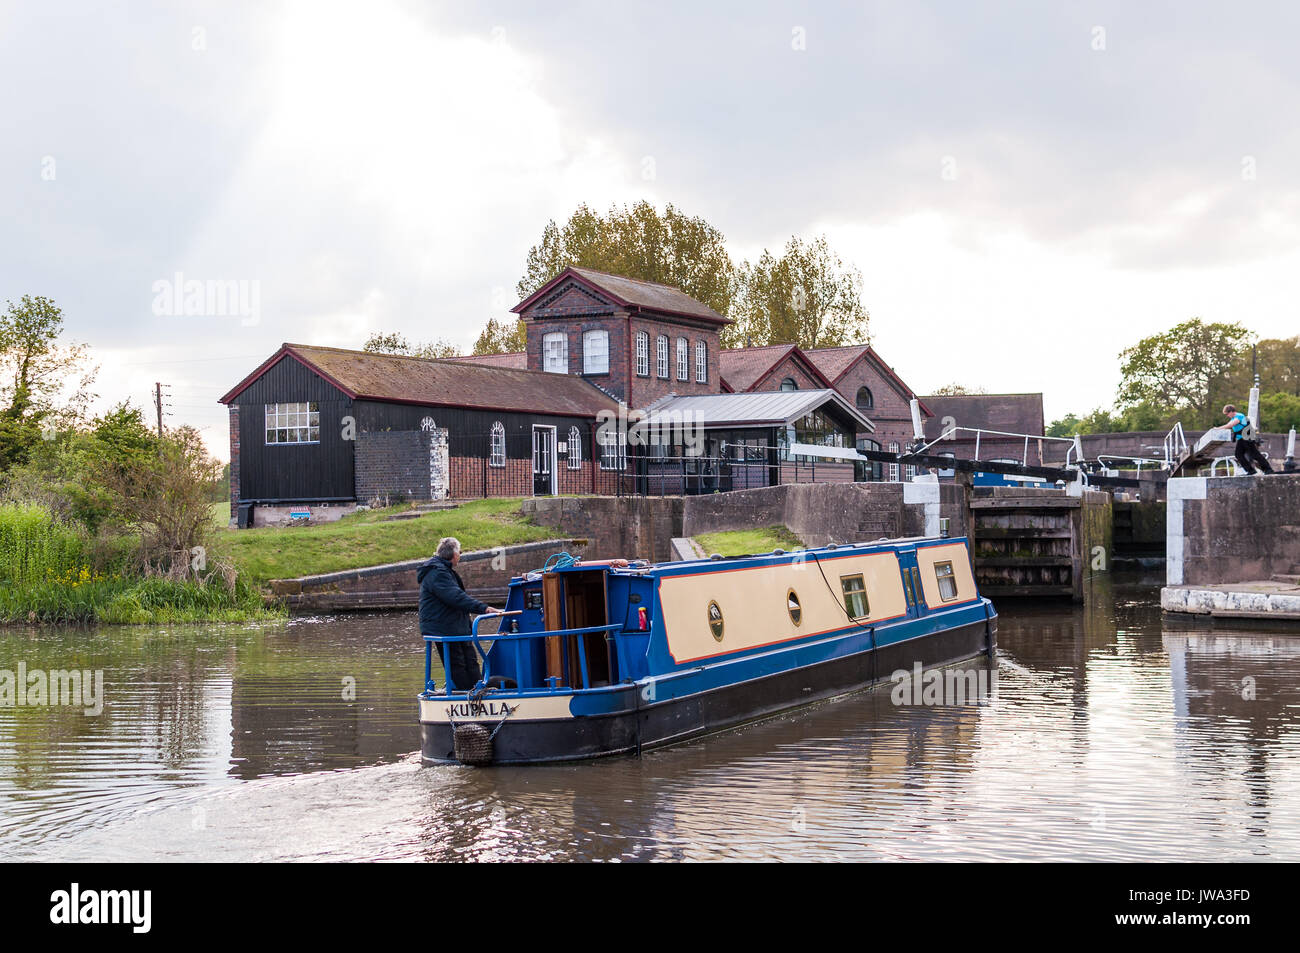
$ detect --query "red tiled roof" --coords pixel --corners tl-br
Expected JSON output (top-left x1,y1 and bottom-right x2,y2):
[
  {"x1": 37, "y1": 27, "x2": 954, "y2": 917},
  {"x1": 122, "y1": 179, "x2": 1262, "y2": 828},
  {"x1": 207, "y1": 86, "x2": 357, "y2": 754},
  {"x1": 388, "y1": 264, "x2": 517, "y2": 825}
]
[
  {"x1": 717, "y1": 344, "x2": 798, "y2": 392},
  {"x1": 219, "y1": 344, "x2": 619, "y2": 419},
  {"x1": 513, "y1": 266, "x2": 731, "y2": 325},
  {"x1": 805, "y1": 344, "x2": 933, "y2": 417},
  {"x1": 445, "y1": 351, "x2": 528, "y2": 370}
]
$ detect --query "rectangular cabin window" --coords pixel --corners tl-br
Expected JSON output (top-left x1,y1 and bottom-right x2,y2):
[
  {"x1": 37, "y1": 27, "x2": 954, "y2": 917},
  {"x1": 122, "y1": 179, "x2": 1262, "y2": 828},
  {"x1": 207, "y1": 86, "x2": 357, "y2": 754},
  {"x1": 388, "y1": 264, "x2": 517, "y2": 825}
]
[
  {"x1": 840, "y1": 574, "x2": 869, "y2": 619},
  {"x1": 901, "y1": 568, "x2": 915, "y2": 607},
  {"x1": 934, "y1": 561, "x2": 958, "y2": 601},
  {"x1": 911, "y1": 567, "x2": 924, "y2": 605},
  {"x1": 265, "y1": 402, "x2": 319, "y2": 444}
]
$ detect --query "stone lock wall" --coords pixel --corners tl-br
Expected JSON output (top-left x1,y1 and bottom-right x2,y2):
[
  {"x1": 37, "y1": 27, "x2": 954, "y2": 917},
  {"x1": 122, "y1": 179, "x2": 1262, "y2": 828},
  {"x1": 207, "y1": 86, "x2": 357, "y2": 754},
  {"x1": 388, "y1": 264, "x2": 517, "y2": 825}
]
[{"x1": 1167, "y1": 474, "x2": 1300, "y2": 586}]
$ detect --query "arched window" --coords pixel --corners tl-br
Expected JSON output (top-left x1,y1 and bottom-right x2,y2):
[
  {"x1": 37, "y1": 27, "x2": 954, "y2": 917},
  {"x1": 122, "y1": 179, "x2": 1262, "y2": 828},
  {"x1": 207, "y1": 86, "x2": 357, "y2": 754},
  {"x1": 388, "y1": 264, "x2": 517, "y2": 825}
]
[
  {"x1": 656, "y1": 335, "x2": 669, "y2": 378},
  {"x1": 567, "y1": 426, "x2": 582, "y2": 469},
  {"x1": 489, "y1": 422, "x2": 506, "y2": 467},
  {"x1": 635, "y1": 331, "x2": 649, "y2": 377},
  {"x1": 676, "y1": 337, "x2": 688, "y2": 381},
  {"x1": 780, "y1": 377, "x2": 798, "y2": 392},
  {"x1": 856, "y1": 387, "x2": 873, "y2": 411},
  {"x1": 695, "y1": 341, "x2": 707, "y2": 383},
  {"x1": 583, "y1": 329, "x2": 609, "y2": 374}
]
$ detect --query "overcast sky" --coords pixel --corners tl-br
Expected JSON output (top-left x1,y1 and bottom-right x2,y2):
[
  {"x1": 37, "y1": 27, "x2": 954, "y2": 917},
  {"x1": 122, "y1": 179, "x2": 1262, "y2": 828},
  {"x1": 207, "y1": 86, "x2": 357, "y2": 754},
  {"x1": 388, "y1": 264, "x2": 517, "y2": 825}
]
[{"x1": 4, "y1": 0, "x2": 1298, "y2": 459}]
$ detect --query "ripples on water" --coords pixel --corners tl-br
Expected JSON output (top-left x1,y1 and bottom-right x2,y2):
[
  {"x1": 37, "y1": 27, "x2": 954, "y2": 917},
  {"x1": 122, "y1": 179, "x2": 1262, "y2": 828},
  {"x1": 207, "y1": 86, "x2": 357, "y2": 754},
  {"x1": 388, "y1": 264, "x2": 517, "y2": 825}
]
[{"x1": 2, "y1": 573, "x2": 1299, "y2": 861}]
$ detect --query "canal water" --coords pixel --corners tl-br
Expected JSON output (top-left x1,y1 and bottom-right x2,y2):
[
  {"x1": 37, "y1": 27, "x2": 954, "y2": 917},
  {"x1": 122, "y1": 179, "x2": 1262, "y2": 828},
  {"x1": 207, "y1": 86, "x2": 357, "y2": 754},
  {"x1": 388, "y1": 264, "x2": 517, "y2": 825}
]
[{"x1": 3, "y1": 571, "x2": 1299, "y2": 862}]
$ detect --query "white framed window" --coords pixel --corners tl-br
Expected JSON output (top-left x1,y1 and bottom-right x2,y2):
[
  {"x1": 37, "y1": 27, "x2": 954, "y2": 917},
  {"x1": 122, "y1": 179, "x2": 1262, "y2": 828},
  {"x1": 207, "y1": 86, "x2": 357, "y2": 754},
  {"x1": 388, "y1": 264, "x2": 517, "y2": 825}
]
[
  {"x1": 567, "y1": 426, "x2": 582, "y2": 469},
  {"x1": 582, "y1": 329, "x2": 609, "y2": 374},
  {"x1": 840, "y1": 574, "x2": 870, "y2": 619},
  {"x1": 635, "y1": 331, "x2": 649, "y2": 377},
  {"x1": 888, "y1": 442, "x2": 900, "y2": 483},
  {"x1": 489, "y1": 421, "x2": 506, "y2": 467},
  {"x1": 656, "y1": 335, "x2": 669, "y2": 378},
  {"x1": 695, "y1": 341, "x2": 707, "y2": 383},
  {"x1": 935, "y1": 561, "x2": 958, "y2": 601},
  {"x1": 543, "y1": 332, "x2": 567, "y2": 374},
  {"x1": 676, "y1": 337, "x2": 688, "y2": 381},
  {"x1": 265, "y1": 402, "x2": 320, "y2": 444},
  {"x1": 599, "y1": 430, "x2": 626, "y2": 470},
  {"x1": 905, "y1": 465, "x2": 916, "y2": 481}
]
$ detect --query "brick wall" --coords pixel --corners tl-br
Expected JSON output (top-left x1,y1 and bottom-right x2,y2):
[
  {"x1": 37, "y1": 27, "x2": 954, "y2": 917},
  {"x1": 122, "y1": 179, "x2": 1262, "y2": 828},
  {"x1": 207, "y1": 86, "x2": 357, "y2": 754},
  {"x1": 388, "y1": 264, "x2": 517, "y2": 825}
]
[
  {"x1": 626, "y1": 316, "x2": 721, "y2": 407},
  {"x1": 228, "y1": 405, "x2": 240, "y2": 519},
  {"x1": 356, "y1": 430, "x2": 442, "y2": 503},
  {"x1": 521, "y1": 286, "x2": 722, "y2": 407},
  {"x1": 829, "y1": 357, "x2": 923, "y2": 453},
  {"x1": 448, "y1": 455, "x2": 625, "y2": 499}
]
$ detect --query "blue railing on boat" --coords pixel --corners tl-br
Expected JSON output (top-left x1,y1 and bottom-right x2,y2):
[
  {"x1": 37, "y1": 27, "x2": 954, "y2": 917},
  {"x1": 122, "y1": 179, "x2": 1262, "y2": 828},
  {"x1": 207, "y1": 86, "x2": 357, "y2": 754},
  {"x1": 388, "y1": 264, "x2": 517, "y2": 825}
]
[{"x1": 423, "y1": 611, "x2": 625, "y2": 695}]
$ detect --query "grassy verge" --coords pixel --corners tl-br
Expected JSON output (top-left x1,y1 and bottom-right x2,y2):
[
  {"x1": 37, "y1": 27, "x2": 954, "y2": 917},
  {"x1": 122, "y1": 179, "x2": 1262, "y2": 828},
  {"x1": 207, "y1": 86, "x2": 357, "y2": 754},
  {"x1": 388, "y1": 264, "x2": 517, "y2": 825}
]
[
  {"x1": 694, "y1": 525, "x2": 804, "y2": 557},
  {"x1": 0, "y1": 574, "x2": 281, "y2": 625},
  {"x1": 212, "y1": 498, "x2": 555, "y2": 586}
]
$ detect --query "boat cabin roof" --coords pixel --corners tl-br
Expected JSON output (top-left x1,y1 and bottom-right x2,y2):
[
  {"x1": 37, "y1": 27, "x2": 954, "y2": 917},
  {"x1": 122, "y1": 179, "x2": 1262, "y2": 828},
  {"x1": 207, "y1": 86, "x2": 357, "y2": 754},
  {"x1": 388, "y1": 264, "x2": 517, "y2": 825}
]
[{"x1": 517, "y1": 536, "x2": 964, "y2": 582}]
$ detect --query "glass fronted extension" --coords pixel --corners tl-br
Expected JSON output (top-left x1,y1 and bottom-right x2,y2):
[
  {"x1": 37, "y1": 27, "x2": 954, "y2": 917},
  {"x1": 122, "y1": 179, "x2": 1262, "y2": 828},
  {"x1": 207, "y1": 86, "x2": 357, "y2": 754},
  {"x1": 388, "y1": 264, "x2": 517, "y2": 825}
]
[{"x1": 775, "y1": 408, "x2": 853, "y2": 461}]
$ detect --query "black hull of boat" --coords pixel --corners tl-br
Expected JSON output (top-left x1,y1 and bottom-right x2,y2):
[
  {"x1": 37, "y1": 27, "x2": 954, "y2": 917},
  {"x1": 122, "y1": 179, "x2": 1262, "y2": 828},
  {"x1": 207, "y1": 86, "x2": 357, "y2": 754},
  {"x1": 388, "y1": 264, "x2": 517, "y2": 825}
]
[{"x1": 421, "y1": 617, "x2": 995, "y2": 766}]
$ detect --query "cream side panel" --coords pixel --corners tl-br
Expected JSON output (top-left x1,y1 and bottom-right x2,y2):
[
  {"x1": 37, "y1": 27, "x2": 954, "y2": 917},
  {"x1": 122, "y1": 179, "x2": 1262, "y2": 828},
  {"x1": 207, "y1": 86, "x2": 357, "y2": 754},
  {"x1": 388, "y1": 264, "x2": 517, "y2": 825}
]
[
  {"x1": 658, "y1": 553, "x2": 906, "y2": 663},
  {"x1": 420, "y1": 695, "x2": 574, "y2": 723},
  {"x1": 915, "y1": 542, "x2": 977, "y2": 606}
]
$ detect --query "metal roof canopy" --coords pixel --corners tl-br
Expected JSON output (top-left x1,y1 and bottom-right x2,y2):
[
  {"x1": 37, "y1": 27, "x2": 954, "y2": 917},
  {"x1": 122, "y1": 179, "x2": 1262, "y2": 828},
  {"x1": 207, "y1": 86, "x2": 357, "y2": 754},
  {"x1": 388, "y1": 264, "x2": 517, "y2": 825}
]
[{"x1": 641, "y1": 388, "x2": 875, "y2": 433}]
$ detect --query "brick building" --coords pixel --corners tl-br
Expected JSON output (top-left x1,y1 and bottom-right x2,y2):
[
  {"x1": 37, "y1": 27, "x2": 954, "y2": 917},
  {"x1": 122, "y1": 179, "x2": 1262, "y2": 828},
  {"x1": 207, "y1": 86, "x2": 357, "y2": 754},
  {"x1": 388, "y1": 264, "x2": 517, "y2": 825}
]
[
  {"x1": 717, "y1": 342, "x2": 934, "y2": 482},
  {"x1": 222, "y1": 270, "x2": 943, "y2": 521},
  {"x1": 513, "y1": 266, "x2": 728, "y2": 407},
  {"x1": 220, "y1": 343, "x2": 622, "y2": 525},
  {"x1": 917, "y1": 393, "x2": 1047, "y2": 468}
]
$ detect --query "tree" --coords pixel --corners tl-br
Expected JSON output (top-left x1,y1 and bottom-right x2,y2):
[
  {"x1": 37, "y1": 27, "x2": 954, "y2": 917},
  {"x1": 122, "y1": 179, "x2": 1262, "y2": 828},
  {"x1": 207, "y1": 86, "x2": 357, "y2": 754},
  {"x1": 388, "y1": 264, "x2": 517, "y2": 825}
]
[
  {"x1": 86, "y1": 417, "x2": 222, "y2": 578},
  {"x1": 472, "y1": 317, "x2": 527, "y2": 354},
  {"x1": 1117, "y1": 318, "x2": 1251, "y2": 426},
  {"x1": 1259, "y1": 391, "x2": 1300, "y2": 433},
  {"x1": 1045, "y1": 400, "x2": 1170, "y2": 437},
  {"x1": 1207, "y1": 336, "x2": 1300, "y2": 420},
  {"x1": 0, "y1": 296, "x2": 97, "y2": 471},
  {"x1": 516, "y1": 201, "x2": 738, "y2": 316},
  {"x1": 728, "y1": 236, "x2": 869, "y2": 350},
  {"x1": 362, "y1": 331, "x2": 459, "y2": 360},
  {"x1": 930, "y1": 383, "x2": 988, "y2": 397}
]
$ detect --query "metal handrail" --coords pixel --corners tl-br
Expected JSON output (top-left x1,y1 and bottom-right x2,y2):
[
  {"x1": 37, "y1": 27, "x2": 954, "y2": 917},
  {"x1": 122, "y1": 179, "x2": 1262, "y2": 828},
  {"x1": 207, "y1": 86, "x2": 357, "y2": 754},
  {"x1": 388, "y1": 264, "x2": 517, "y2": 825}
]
[
  {"x1": 1163, "y1": 422, "x2": 1188, "y2": 465},
  {"x1": 423, "y1": 612, "x2": 624, "y2": 695},
  {"x1": 916, "y1": 425, "x2": 1075, "y2": 467}
]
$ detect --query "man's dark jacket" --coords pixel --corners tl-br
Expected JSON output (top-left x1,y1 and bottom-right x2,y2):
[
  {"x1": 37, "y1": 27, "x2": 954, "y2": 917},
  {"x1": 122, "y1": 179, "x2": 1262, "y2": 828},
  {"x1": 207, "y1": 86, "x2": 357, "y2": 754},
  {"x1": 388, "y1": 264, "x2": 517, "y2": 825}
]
[{"x1": 417, "y1": 556, "x2": 489, "y2": 635}]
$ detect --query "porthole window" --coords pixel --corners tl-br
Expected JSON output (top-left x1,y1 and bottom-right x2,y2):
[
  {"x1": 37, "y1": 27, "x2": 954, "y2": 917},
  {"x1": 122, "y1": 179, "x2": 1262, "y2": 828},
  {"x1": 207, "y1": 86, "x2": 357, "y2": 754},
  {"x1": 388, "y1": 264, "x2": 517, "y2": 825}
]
[
  {"x1": 787, "y1": 589, "x2": 802, "y2": 626},
  {"x1": 707, "y1": 600, "x2": 724, "y2": 642}
]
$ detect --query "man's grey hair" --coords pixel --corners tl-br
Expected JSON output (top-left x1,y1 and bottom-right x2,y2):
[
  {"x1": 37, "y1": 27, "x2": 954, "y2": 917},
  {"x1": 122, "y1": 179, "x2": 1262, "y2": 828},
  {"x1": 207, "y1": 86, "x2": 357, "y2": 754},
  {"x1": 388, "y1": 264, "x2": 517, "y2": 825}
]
[{"x1": 436, "y1": 536, "x2": 461, "y2": 560}]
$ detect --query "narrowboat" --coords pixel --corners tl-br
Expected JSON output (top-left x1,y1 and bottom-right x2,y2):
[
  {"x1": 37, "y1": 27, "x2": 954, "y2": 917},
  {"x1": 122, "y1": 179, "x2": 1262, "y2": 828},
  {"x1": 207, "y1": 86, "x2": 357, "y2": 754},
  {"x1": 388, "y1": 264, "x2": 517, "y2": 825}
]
[{"x1": 419, "y1": 536, "x2": 997, "y2": 765}]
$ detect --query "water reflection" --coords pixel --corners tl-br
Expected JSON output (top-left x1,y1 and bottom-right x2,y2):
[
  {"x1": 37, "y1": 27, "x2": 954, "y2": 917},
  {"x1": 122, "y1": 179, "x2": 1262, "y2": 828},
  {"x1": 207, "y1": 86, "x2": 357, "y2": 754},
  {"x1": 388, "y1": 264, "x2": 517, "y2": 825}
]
[{"x1": 3, "y1": 576, "x2": 1300, "y2": 861}]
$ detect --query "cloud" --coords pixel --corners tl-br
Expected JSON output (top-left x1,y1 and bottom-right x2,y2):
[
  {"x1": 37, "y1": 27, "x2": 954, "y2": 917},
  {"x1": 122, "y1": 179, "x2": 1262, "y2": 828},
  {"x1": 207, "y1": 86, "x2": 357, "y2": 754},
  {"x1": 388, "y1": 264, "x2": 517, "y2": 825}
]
[{"x1": 4, "y1": 0, "x2": 1300, "y2": 455}]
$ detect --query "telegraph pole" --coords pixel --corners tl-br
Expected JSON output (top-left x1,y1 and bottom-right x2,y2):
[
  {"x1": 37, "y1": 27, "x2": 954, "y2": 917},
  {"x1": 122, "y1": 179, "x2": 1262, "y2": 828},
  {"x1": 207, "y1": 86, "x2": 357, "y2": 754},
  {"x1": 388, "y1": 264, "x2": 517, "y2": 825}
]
[{"x1": 154, "y1": 382, "x2": 164, "y2": 436}]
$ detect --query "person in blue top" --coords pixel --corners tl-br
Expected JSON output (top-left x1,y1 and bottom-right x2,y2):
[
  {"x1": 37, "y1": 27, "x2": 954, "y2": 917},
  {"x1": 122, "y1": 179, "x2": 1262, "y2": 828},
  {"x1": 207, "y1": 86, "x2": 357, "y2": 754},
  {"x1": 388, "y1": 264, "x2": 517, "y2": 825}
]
[
  {"x1": 418, "y1": 537, "x2": 502, "y2": 692},
  {"x1": 1222, "y1": 404, "x2": 1274, "y2": 475}
]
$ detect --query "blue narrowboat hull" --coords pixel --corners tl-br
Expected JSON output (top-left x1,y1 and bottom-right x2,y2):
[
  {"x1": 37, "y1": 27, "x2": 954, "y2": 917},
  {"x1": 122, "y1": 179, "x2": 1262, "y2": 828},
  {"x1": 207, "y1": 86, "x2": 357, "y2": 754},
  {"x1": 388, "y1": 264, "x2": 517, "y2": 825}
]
[{"x1": 420, "y1": 606, "x2": 996, "y2": 766}]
